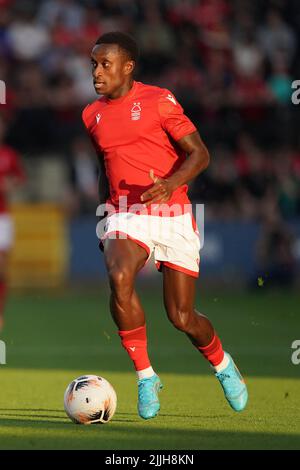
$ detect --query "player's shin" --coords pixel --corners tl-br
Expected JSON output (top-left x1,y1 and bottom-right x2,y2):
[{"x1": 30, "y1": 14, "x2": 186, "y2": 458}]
[
  {"x1": 118, "y1": 324, "x2": 155, "y2": 379},
  {"x1": 197, "y1": 333, "x2": 229, "y2": 372}
]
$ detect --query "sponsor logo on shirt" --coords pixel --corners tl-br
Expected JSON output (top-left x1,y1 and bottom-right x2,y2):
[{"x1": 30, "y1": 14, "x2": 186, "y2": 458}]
[
  {"x1": 131, "y1": 102, "x2": 141, "y2": 120},
  {"x1": 166, "y1": 93, "x2": 177, "y2": 105},
  {"x1": 96, "y1": 113, "x2": 101, "y2": 124}
]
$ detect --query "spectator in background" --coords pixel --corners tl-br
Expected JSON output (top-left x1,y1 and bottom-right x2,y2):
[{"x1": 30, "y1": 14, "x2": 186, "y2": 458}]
[
  {"x1": 233, "y1": 31, "x2": 264, "y2": 79},
  {"x1": 268, "y1": 53, "x2": 293, "y2": 105},
  {"x1": 229, "y1": 54, "x2": 274, "y2": 138},
  {"x1": 64, "y1": 136, "x2": 98, "y2": 216},
  {"x1": 199, "y1": 144, "x2": 238, "y2": 220},
  {"x1": 136, "y1": 2, "x2": 176, "y2": 77},
  {"x1": 235, "y1": 135, "x2": 274, "y2": 219},
  {"x1": 255, "y1": 210, "x2": 297, "y2": 288},
  {"x1": 200, "y1": 50, "x2": 233, "y2": 140},
  {"x1": 37, "y1": 0, "x2": 84, "y2": 31},
  {"x1": 63, "y1": 44, "x2": 98, "y2": 104},
  {"x1": 158, "y1": 47, "x2": 204, "y2": 121},
  {"x1": 6, "y1": 63, "x2": 55, "y2": 154},
  {"x1": 272, "y1": 147, "x2": 300, "y2": 218},
  {"x1": 7, "y1": 2, "x2": 50, "y2": 61},
  {"x1": 258, "y1": 8, "x2": 296, "y2": 68}
]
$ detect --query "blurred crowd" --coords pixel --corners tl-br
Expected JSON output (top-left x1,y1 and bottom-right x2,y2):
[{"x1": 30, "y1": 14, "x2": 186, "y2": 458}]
[{"x1": 1, "y1": 0, "x2": 300, "y2": 223}]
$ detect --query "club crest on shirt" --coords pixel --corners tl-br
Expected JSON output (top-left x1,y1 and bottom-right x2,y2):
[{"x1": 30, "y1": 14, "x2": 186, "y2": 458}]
[{"x1": 131, "y1": 102, "x2": 141, "y2": 121}]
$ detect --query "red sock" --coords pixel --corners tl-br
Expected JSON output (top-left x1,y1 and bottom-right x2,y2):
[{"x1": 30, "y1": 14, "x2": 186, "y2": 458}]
[
  {"x1": 118, "y1": 324, "x2": 151, "y2": 371},
  {"x1": 0, "y1": 280, "x2": 7, "y2": 317},
  {"x1": 197, "y1": 334, "x2": 224, "y2": 367}
]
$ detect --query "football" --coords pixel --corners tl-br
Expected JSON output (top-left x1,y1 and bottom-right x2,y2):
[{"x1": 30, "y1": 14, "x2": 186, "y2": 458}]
[{"x1": 64, "y1": 375, "x2": 117, "y2": 424}]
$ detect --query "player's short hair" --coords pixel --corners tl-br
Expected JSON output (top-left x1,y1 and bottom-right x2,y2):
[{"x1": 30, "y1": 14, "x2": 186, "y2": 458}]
[{"x1": 95, "y1": 32, "x2": 139, "y2": 63}]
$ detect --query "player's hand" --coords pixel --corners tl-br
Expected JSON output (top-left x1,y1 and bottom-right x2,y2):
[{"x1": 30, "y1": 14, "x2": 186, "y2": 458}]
[{"x1": 140, "y1": 170, "x2": 175, "y2": 207}]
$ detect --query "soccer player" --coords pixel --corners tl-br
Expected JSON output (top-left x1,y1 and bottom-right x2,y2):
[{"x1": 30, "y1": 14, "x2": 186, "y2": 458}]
[
  {"x1": 0, "y1": 117, "x2": 25, "y2": 332},
  {"x1": 82, "y1": 32, "x2": 248, "y2": 419}
]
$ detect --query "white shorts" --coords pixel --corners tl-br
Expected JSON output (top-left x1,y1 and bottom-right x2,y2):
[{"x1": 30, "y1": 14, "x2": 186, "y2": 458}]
[
  {"x1": 100, "y1": 212, "x2": 200, "y2": 278},
  {"x1": 0, "y1": 214, "x2": 14, "y2": 250}
]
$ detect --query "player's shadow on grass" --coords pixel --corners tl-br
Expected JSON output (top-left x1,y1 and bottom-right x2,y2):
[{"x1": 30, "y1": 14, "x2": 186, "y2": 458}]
[
  {"x1": 0, "y1": 417, "x2": 70, "y2": 427},
  {"x1": 0, "y1": 409, "x2": 240, "y2": 421},
  {"x1": 159, "y1": 413, "x2": 230, "y2": 419},
  {"x1": 0, "y1": 409, "x2": 66, "y2": 421},
  {"x1": 0, "y1": 418, "x2": 300, "y2": 450},
  {"x1": 0, "y1": 409, "x2": 138, "y2": 424},
  {"x1": 0, "y1": 408, "x2": 63, "y2": 413},
  {"x1": 116, "y1": 411, "x2": 230, "y2": 420},
  {"x1": 0, "y1": 416, "x2": 139, "y2": 427}
]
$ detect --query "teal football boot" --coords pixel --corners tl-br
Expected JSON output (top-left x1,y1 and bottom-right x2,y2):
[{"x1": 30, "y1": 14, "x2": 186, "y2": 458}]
[
  {"x1": 138, "y1": 374, "x2": 163, "y2": 419},
  {"x1": 215, "y1": 353, "x2": 248, "y2": 412}
]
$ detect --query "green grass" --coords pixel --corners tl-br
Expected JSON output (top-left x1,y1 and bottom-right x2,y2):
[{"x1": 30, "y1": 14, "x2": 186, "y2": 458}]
[{"x1": 0, "y1": 285, "x2": 300, "y2": 450}]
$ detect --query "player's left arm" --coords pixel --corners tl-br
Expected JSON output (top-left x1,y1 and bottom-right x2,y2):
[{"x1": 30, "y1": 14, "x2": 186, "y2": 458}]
[{"x1": 141, "y1": 131, "x2": 209, "y2": 206}]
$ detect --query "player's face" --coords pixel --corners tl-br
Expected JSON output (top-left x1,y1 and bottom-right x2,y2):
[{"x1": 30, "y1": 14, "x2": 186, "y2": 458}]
[{"x1": 91, "y1": 44, "x2": 134, "y2": 98}]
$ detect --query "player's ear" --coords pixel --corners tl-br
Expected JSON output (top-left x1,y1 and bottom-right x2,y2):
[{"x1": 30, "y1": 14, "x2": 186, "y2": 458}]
[{"x1": 124, "y1": 60, "x2": 135, "y2": 76}]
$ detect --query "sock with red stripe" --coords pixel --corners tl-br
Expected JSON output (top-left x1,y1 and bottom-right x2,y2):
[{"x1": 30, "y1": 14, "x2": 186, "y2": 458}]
[
  {"x1": 197, "y1": 334, "x2": 229, "y2": 372},
  {"x1": 118, "y1": 324, "x2": 155, "y2": 379}
]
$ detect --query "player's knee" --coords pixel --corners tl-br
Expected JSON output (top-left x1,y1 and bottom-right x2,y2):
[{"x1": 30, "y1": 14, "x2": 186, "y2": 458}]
[
  {"x1": 167, "y1": 307, "x2": 193, "y2": 333},
  {"x1": 108, "y1": 265, "x2": 133, "y2": 292}
]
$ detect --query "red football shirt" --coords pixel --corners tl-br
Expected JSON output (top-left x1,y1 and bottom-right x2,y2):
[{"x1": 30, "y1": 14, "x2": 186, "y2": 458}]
[
  {"x1": 82, "y1": 81, "x2": 197, "y2": 214},
  {"x1": 0, "y1": 145, "x2": 25, "y2": 214}
]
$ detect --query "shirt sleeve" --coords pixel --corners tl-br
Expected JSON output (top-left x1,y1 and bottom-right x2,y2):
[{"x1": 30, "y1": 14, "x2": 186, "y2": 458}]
[
  {"x1": 82, "y1": 104, "x2": 102, "y2": 154},
  {"x1": 158, "y1": 89, "x2": 197, "y2": 141},
  {"x1": 82, "y1": 104, "x2": 91, "y2": 133}
]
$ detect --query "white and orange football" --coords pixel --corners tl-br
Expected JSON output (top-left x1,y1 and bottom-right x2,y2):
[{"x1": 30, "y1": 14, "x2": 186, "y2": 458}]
[{"x1": 64, "y1": 375, "x2": 117, "y2": 424}]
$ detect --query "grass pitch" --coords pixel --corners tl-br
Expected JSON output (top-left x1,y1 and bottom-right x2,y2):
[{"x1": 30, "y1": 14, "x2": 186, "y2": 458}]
[{"x1": 0, "y1": 285, "x2": 299, "y2": 450}]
